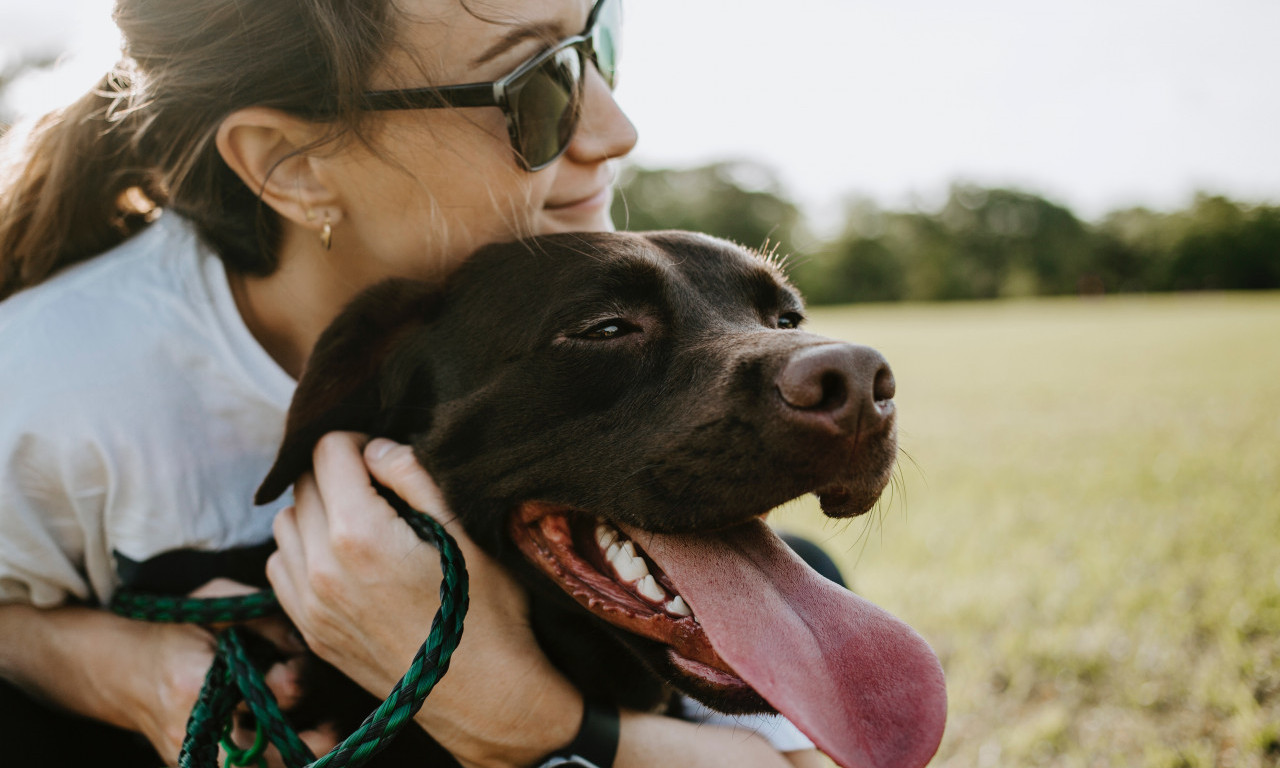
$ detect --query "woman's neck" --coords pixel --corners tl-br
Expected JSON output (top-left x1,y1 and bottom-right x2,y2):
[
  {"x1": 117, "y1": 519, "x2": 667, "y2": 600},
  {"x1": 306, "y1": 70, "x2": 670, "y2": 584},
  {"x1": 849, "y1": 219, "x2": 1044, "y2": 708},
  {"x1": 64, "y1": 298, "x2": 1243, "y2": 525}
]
[{"x1": 227, "y1": 227, "x2": 364, "y2": 379}]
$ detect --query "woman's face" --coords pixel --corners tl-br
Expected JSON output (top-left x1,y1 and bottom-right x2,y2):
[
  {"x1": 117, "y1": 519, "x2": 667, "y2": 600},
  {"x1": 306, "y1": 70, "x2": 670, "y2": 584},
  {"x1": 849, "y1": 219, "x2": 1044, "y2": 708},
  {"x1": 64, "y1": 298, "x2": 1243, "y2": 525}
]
[{"x1": 328, "y1": 0, "x2": 638, "y2": 285}]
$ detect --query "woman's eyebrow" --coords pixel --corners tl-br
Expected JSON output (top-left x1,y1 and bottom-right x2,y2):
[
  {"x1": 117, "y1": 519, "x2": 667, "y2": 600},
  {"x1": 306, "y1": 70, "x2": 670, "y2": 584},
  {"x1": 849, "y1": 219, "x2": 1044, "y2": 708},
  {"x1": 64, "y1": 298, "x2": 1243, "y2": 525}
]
[{"x1": 472, "y1": 21, "x2": 565, "y2": 67}]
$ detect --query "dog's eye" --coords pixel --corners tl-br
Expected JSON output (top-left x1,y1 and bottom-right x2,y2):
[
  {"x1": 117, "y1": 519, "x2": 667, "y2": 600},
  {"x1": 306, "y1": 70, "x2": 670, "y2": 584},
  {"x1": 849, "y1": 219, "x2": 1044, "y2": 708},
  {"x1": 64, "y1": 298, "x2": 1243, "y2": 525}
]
[
  {"x1": 777, "y1": 312, "x2": 804, "y2": 330},
  {"x1": 577, "y1": 319, "x2": 639, "y2": 340}
]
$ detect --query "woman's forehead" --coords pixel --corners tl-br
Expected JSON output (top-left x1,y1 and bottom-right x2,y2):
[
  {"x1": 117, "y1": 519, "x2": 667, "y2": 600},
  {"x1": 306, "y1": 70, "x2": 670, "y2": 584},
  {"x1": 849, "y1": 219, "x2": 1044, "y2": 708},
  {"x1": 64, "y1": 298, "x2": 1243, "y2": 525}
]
[{"x1": 380, "y1": 0, "x2": 596, "y2": 87}]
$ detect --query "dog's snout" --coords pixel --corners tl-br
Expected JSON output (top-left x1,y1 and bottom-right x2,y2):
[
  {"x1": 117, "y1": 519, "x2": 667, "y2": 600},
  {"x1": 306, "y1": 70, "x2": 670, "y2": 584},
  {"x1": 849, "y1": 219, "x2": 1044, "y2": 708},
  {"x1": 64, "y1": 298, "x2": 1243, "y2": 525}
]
[{"x1": 776, "y1": 344, "x2": 895, "y2": 437}]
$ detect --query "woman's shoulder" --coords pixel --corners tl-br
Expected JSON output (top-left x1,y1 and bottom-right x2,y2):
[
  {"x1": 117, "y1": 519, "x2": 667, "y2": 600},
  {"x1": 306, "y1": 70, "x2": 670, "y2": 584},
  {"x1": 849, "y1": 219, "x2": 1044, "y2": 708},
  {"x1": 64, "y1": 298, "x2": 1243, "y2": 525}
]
[
  {"x1": 0, "y1": 214, "x2": 205, "y2": 330},
  {"x1": 1, "y1": 218, "x2": 195, "y2": 384},
  {"x1": 1, "y1": 214, "x2": 275, "y2": 385},
  {"x1": 0, "y1": 214, "x2": 292, "y2": 424}
]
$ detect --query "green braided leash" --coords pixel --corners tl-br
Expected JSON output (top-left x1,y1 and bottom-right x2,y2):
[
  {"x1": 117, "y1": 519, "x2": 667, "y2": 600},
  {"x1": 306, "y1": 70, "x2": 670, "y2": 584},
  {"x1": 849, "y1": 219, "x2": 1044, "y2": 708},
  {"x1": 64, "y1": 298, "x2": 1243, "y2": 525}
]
[{"x1": 110, "y1": 490, "x2": 468, "y2": 768}]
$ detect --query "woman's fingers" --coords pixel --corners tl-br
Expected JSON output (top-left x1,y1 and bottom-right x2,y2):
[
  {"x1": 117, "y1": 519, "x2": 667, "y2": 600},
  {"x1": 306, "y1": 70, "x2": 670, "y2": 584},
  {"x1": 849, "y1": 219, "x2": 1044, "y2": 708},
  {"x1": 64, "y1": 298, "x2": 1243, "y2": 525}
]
[
  {"x1": 267, "y1": 506, "x2": 302, "y2": 615},
  {"x1": 189, "y1": 577, "x2": 257, "y2": 599},
  {"x1": 185, "y1": 577, "x2": 310, "y2": 729},
  {"x1": 364, "y1": 438, "x2": 535, "y2": 628},
  {"x1": 300, "y1": 724, "x2": 340, "y2": 762},
  {"x1": 361, "y1": 437, "x2": 499, "y2": 568},
  {"x1": 363, "y1": 438, "x2": 449, "y2": 524},
  {"x1": 186, "y1": 576, "x2": 305, "y2": 655},
  {"x1": 289, "y1": 473, "x2": 335, "y2": 570},
  {"x1": 261, "y1": 656, "x2": 306, "y2": 710},
  {"x1": 310, "y1": 432, "x2": 390, "y2": 543}
]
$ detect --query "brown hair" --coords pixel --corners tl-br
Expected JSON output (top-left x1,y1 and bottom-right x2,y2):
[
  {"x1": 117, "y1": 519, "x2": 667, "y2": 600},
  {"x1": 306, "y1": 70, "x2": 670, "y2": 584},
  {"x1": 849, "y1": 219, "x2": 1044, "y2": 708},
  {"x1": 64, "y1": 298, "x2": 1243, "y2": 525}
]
[{"x1": 0, "y1": 0, "x2": 397, "y2": 301}]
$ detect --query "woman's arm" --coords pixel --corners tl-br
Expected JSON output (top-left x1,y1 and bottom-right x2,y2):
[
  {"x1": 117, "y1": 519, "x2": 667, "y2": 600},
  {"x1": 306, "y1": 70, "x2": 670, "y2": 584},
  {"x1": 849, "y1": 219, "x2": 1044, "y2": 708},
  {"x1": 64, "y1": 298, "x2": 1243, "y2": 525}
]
[
  {"x1": 0, "y1": 587, "x2": 333, "y2": 765},
  {"x1": 619, "y1": 713, "x2": 823, "y2": 768},
  {"x1": 269, "y1": 434, "x2": 821, "y2": 768},
  {"x1": 0, "y1": 601, "x2": 216, "y2": 763}
]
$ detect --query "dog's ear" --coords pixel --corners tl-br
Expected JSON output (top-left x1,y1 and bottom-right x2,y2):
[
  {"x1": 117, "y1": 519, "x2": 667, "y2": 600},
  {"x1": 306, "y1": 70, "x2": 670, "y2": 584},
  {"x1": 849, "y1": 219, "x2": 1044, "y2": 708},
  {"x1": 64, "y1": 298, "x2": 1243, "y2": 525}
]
[{"x1": 256, "y1": 279, "x2": 441, "y2": 504}]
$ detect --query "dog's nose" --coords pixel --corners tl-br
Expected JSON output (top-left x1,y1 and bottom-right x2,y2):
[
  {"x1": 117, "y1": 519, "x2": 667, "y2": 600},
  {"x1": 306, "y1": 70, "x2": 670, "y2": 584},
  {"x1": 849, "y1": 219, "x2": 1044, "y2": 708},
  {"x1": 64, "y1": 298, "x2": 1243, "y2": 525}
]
[{"x1": 776, "y1": 344, "x2": 895, "y2": 437}]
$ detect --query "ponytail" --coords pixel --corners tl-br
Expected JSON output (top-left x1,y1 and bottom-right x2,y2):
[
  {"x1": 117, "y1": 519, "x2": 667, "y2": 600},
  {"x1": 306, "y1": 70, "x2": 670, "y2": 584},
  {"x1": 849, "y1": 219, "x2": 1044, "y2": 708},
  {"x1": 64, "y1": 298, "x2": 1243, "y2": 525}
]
[
  {"x1": 0, "y1": 0, "x2": 396, "y2": 302},
  {"x1": 0, "y1": 70, "x2": 165, "y2": 301}
]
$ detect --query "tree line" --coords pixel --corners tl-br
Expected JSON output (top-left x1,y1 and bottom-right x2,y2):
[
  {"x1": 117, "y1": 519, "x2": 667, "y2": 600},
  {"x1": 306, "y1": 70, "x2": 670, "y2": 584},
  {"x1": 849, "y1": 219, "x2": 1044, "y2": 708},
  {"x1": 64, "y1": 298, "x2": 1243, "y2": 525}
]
[
  {"x1": 3, "y1": 71, "x2": 1275, "y2": 306},
  {"x1": 611, "y1": 161, "x2": 1280, "y2": 304}
]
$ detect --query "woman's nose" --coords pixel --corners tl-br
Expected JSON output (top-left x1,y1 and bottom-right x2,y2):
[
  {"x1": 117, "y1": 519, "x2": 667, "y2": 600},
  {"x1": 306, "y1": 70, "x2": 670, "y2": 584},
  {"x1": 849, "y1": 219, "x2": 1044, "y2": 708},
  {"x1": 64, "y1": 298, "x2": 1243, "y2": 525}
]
[{"x1": 564, "y1": 67, "x2": 638, "y2": 164}]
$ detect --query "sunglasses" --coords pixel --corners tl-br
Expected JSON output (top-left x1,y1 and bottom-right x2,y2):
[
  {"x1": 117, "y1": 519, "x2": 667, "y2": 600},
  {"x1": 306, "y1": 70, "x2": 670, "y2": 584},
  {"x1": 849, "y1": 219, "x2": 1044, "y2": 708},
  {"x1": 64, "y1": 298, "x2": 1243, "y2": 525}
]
[{"x1": 361, "y1": 0, "x2": 621, "y2": 171}]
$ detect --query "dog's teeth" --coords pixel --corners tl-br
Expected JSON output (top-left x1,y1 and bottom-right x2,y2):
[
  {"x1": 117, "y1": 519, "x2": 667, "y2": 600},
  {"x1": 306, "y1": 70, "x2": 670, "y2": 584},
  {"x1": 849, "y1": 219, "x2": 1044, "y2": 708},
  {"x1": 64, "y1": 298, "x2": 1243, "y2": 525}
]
[
  {"x1": 636, "y1": 574, "x2": 667, "y2": 603},
  {"x1": 666, "y1": 596, "x2": 693, "y2": 617},
  {"x1": 610, "y1": 542, "x2": 649, "y2": 581},
  {"x1": 595, "y1": 524, "x2": 619, "y2": 550},
  {"x1": 614, "y1": 555, "x2": 649, "y2": 582},
  {"x1": 605, "y1": 542, "x2": 621, "y2": 562}
]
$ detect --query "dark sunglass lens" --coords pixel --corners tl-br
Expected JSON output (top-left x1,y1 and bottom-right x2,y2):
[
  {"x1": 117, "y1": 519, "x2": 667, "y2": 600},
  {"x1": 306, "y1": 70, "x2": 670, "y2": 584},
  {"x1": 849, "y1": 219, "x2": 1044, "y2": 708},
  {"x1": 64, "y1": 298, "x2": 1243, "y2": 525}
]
[
  {"x1": 510, "y1": 48, "x2": 583, "y2": 169},
  {"x1": 592, "y1": 0, "x2": 621, "y2": 88}
]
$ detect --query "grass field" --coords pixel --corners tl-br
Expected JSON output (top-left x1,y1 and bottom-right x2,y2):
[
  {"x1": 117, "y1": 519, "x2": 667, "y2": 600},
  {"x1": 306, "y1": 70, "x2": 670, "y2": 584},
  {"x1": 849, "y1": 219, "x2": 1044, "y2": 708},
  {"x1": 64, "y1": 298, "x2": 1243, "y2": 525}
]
[{"x1": 771, "y1": 292, "x2": 1280, "y2": 767}]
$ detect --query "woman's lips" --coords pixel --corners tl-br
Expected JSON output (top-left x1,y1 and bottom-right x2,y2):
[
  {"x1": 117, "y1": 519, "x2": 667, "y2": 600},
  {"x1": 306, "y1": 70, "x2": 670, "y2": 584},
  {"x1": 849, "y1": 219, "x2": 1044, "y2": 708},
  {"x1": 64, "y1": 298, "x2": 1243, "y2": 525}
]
[{"x1": 544, "y1": 186, "x2": 611, "y2": 212}]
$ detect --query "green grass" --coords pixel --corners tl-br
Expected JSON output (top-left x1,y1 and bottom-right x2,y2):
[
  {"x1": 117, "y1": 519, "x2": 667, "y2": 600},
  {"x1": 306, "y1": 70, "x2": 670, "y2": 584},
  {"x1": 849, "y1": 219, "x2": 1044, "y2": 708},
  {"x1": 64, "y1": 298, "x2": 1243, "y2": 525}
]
[{"x1": 771, "y1": 293, "x2": 1280, "y2": 767}]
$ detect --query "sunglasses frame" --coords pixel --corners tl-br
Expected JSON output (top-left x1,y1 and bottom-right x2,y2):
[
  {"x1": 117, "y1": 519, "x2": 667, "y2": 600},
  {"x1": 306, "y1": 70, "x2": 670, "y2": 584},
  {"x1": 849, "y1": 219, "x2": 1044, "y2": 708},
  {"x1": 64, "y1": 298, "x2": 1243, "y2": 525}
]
[{"x1": 361, "y1": 0, "x2": 619, "y2": 171}]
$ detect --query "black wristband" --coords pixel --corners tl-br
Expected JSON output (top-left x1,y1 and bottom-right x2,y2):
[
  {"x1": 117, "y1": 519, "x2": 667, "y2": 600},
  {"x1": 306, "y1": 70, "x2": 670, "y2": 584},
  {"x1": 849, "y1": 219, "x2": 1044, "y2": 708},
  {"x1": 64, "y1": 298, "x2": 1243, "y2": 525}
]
[{"x1": 535, "y1": 699, "x2": 620, "y2": 768}]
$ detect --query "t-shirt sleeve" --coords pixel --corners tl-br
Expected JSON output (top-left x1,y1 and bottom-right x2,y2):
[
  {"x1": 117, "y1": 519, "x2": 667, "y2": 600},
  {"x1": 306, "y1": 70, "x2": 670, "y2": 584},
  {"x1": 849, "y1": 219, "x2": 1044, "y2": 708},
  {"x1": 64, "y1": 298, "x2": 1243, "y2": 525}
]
[
  {"x1": 0, "y1": 400, "x2": 102, "y2": 607},
  {"x1": 0, "y1": 299, "x2": 117, "y2": 607},
  {"x1": 677, "y1": 696, "x2": 816, "y2": 753}
]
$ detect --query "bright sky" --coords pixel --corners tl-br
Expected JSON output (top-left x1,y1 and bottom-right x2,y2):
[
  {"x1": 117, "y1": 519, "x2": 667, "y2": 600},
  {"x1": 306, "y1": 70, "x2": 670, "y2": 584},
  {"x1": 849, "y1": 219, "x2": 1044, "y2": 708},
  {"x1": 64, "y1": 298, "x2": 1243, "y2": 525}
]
[{"x1": 4, "y1": 0, "x2": 1278, "y2": 226}]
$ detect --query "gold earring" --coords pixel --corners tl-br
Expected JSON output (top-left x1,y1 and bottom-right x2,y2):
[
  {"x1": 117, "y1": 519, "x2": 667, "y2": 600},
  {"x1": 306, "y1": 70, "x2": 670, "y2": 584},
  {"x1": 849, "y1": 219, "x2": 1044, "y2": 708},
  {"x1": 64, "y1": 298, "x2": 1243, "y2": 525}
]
[{"x1": 320, "y1": 212, "x2": 332, "y2": 251}]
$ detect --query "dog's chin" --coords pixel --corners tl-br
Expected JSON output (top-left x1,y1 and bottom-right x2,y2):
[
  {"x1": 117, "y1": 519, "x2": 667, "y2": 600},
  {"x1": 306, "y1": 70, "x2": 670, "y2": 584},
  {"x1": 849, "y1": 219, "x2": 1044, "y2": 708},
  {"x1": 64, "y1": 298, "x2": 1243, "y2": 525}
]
[
  {"x1": 813, "y1": 434, "x2": 899, "y2": 518},
  {"x1": 814, "y1": 480, "x2": 884, "y2": 518},
  {"x1": 507, "y1": 502, "x2": 773, "y2": 713},
  {"x1": 661, "y1": 650, "x2": 773, "y2": 714}
]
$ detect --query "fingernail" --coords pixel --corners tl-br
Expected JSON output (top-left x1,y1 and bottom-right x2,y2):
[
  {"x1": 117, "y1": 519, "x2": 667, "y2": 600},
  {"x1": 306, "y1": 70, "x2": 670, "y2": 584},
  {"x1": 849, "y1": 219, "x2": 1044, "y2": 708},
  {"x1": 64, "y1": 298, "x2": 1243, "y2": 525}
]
[{"x1": 367, "y1": 438, "x2": 396, "y2": 460}]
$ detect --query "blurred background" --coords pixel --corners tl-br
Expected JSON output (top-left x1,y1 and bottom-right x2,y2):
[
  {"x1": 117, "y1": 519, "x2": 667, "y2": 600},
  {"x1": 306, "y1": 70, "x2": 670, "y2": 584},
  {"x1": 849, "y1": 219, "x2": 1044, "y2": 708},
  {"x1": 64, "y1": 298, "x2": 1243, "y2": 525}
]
[{"x1": 3, "y1": 1, "x2": 1278, "y2": 766}]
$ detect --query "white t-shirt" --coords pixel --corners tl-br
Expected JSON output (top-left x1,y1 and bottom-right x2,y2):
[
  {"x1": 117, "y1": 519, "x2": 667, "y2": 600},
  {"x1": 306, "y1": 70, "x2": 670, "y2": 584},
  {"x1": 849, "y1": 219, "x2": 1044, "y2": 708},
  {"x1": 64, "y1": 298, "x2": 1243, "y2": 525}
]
[
  {"x1": 0, "y1": 213, "x2": 295, "y2": 606},
  {"x1": 0, "y1": 213, "x2": 812, "y2": 751}
]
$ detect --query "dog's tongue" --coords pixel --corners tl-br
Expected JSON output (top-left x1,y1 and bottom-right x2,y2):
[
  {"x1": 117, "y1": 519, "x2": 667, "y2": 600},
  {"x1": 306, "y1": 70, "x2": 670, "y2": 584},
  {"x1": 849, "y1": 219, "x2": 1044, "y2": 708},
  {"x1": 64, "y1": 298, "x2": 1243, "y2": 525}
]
[{"x1": 624, "y1": 519, "x2": 946, "y2": 768}]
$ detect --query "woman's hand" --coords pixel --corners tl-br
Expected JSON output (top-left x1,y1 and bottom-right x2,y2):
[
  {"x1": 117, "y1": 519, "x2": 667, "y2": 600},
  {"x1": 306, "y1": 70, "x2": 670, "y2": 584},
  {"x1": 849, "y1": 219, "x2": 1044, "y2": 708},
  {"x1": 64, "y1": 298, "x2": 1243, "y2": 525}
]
[
  {"x1": 134, "y1": 579, "x2": 336, "y2": 766},
  {"x1": 117, "y1": 617, "x2": 217, "y2": 763},
  {"x1": 267, "y1": 433, "x2": 581, "y2": 768}
]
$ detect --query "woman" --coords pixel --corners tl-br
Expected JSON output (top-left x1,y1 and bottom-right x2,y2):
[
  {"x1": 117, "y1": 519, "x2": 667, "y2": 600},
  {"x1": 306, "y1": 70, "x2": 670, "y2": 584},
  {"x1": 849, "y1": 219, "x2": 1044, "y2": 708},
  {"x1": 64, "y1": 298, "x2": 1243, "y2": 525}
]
[{"x1": 0, "y1": 0, "x2": 823, "y2": 766}]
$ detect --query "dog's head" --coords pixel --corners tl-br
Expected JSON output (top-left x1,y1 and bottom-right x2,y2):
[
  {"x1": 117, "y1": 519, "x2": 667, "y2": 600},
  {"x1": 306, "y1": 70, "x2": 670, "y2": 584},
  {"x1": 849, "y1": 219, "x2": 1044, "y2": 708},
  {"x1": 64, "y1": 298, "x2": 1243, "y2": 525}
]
[{"x1": 258, "y1": 231, "x2": 945, "y2": 768}]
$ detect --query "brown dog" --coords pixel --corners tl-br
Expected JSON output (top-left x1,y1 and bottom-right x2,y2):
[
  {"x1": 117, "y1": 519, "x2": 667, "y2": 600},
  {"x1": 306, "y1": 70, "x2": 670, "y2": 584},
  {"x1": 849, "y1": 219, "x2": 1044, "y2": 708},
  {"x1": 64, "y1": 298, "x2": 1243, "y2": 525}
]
[{"x1": 257, "y1": 231, "x2": 946, "y2": 768}]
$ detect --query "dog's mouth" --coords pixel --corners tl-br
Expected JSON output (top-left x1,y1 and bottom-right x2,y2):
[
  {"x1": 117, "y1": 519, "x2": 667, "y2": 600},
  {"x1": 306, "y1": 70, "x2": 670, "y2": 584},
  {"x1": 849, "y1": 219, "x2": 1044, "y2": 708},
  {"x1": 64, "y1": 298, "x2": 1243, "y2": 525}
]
[
  {"x1": 509, "y1": 502, "x2": 755, "y2": 697},
  {"x1": 509, "y1": 501, "x2": 949, "y2": 768}
]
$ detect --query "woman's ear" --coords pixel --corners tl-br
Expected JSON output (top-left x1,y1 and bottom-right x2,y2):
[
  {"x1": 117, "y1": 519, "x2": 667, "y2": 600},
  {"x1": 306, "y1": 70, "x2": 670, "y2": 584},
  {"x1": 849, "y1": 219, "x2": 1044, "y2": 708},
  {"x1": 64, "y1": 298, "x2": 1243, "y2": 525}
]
[{"x1": 215, "y1": 107, "x2": 341, "y2": 228}]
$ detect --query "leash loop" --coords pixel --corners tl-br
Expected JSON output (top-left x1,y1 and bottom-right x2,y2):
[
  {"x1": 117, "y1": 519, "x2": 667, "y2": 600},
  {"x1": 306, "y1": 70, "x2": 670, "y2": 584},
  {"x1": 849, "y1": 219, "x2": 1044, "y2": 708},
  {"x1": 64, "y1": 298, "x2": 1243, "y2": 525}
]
[{"x1": 221, "y1": 716, "x2": 267, "y2": 768}]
